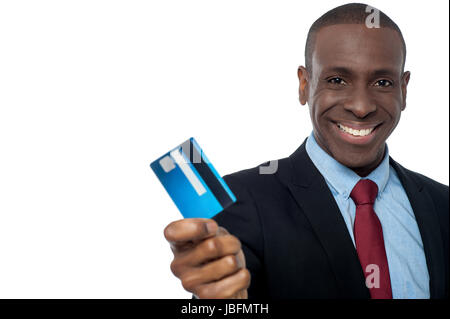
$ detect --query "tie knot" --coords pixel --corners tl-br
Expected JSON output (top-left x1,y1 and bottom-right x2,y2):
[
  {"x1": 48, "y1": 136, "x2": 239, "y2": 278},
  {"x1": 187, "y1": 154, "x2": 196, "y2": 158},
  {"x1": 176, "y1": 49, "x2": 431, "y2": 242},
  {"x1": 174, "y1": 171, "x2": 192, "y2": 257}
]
[{"x1": 350, "y1": 179, "x2": 378, "y2": 205}]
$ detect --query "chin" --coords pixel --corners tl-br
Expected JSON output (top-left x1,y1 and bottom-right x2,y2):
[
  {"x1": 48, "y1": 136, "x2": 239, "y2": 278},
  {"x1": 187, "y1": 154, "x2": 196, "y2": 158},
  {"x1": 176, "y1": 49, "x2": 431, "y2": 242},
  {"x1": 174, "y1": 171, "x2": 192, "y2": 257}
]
[{"x1": 333, "y1": 152, "x2": 378, "y2": 171}]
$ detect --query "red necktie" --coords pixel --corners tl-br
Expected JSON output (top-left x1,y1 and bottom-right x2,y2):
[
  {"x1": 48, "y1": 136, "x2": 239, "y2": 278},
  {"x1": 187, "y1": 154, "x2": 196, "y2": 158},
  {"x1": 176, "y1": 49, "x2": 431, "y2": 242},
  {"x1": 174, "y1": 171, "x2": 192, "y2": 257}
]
[{"x1": 351, "y1": 179, "x2": 392, "y2": 299}]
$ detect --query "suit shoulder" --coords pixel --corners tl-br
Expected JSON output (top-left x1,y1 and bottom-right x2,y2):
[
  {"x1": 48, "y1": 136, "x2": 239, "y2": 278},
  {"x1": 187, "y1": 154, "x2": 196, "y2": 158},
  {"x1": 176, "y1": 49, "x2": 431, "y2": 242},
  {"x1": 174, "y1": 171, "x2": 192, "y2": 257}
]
[
  {"x1": 222, "y1": 157, "x2": 291, "y2": 191},
  {"x1": 400, "y1": 164, "x2": 448, "y2": 196},
  {"x1": 393, "y1": 161, "x2": 448, "y2": 210}
]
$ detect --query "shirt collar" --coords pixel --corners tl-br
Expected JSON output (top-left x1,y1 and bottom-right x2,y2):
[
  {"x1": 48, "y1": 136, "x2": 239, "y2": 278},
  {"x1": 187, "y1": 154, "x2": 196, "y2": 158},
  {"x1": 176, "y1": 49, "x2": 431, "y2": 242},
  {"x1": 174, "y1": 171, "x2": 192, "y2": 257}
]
[{"x1": 305, "y1": 132, "x2": 390, "y2": 199}]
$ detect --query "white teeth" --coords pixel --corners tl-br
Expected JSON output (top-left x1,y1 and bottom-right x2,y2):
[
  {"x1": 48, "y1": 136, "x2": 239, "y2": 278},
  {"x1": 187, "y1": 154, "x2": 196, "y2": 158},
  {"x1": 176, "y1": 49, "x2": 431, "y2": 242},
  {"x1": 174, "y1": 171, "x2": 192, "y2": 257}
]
[{"x1": 338, "y1": 124, "x2": 374, "y2": 137}]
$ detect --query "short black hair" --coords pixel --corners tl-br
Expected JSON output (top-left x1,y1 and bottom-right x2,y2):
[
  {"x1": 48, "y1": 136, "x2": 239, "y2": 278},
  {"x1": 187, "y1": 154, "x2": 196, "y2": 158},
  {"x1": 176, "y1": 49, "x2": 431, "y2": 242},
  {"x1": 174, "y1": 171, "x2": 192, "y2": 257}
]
[{"x1": 305, "y1": 3, "x2": 407, "y2": 72}]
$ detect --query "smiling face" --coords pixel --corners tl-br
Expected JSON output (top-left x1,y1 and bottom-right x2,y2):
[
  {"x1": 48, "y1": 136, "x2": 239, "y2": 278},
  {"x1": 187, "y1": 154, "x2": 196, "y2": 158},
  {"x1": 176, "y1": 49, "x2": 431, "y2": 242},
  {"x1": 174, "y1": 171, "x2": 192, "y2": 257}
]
[{"x1": 298, "y1": 24, "x2": 410, "y2": 177}]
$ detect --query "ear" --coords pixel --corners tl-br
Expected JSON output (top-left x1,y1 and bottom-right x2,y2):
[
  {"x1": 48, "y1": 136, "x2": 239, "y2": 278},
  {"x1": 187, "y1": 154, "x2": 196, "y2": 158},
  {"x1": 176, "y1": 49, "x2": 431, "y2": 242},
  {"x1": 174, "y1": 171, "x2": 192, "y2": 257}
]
[
  {"x1": 401, "y1": 71, "x2": 411, "y2": 111},
  {"x1": 297, "y1": 66, "x2": 309, "y2": 105}
]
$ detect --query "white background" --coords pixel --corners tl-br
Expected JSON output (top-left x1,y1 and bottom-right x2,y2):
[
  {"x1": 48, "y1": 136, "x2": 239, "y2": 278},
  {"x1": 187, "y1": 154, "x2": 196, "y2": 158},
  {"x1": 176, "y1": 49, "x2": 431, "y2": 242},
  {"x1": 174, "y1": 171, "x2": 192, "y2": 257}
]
[{"x1": 0, "y1": 0, "x2": 448, "y2": 298}]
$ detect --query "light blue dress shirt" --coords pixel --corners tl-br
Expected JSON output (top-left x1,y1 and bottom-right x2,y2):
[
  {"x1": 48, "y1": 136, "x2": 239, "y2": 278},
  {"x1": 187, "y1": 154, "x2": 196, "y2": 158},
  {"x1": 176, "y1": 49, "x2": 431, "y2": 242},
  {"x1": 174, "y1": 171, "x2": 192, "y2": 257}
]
[{"x1": 305, "y1": 132, "x2": 430, "y2": 299}]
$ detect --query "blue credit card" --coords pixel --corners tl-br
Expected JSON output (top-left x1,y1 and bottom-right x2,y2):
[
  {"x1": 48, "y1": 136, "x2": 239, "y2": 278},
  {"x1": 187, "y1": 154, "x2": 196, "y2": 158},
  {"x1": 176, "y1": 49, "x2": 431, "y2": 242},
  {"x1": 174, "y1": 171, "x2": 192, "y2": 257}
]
[{"x1": 150, "y1": 138, "x2": 236, "y2": 219}]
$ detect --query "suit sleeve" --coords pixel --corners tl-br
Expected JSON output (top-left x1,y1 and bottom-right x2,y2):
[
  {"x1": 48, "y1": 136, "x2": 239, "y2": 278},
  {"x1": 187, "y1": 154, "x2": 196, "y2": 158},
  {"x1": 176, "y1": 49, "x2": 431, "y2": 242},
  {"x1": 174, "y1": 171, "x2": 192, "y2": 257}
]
[
  {"x1": 429, "y1": 182, "x2": 449, "y2": 298},
  {"x1": 213, "y1": 173, "x2": 267, "y2": 299}
]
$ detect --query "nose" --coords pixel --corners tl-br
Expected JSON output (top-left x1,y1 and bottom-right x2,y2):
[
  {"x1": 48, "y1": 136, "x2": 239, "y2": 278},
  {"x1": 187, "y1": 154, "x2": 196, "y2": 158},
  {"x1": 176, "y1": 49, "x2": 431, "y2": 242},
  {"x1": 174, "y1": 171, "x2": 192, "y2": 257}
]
[{"x1": 343, "y1": 87, "x2": 377, "y2": 118}]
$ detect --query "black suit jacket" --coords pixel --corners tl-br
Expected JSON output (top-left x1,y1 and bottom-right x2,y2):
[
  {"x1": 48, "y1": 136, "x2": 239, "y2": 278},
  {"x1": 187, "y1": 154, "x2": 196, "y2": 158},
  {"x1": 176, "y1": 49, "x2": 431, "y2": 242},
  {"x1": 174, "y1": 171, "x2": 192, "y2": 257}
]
[{"x1": 213, "y1": 139, "x2": 449, "y2": 299}]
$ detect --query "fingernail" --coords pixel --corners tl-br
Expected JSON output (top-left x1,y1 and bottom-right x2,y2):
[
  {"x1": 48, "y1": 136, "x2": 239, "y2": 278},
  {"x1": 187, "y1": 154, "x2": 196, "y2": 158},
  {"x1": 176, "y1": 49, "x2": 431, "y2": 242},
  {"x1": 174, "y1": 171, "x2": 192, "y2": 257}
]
[
  {"x1": 236, "y1": 256, "x2": 243, "y2": 268},
  {"x1": 206, "y1": 221, "x2": 217, "y2": 234}
]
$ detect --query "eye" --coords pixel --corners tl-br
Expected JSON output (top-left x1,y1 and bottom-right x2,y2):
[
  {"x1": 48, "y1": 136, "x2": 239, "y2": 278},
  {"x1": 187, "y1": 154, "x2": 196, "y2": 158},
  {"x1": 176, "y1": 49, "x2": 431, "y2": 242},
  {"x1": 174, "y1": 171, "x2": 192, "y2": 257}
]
[
  {"x1": 328, "y1": 77, "x2": 347, "y2": 85},
  {"x1": 374, "y1": 79, "x2": 393, "y2": 87}
]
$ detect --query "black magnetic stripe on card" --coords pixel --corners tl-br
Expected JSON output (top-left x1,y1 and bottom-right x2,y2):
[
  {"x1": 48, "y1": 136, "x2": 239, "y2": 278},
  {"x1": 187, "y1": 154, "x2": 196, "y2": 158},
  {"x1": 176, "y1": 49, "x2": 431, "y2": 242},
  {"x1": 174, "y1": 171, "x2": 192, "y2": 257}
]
[{"x1": 183, "y1": 140, "x2": 234, "y2": 209}]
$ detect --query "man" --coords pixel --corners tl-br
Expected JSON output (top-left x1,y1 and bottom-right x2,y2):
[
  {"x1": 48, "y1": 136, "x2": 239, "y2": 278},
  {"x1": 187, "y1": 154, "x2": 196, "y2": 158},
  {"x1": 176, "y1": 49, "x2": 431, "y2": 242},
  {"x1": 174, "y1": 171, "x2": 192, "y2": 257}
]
[{"x1": 163, "y1": 3, "x2": 449, "y2": 299}]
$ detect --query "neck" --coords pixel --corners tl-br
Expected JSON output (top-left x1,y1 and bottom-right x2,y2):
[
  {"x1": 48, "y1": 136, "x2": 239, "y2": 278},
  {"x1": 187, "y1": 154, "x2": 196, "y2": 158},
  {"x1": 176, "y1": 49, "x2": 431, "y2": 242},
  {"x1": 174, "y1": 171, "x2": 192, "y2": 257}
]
[
  {"x1": 311, "y1": 132, "x2": 387, "y2": 178},
  {"x1": 350, "y1": 147, "x2": 386, "y2": 177},
  {"x1": 351, "y1": 166, "x2": 377, "y2": 178}
]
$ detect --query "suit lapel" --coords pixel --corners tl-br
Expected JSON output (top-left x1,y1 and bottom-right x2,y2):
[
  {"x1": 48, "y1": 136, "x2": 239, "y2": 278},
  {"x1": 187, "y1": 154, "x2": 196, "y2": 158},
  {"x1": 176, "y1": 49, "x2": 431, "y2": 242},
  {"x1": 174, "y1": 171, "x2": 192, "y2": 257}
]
[
  {"x1": 285, "y1": 140, "x2": 370, "y2": 298},
  {"x1": 390, "y1": 158, "x2": 446, "y2": 299}
]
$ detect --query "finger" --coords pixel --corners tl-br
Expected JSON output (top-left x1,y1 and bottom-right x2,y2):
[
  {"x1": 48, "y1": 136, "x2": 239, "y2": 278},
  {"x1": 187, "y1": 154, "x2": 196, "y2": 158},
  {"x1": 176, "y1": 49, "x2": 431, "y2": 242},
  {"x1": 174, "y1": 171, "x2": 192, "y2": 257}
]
[
  {"x1": 164, "y1": 218, "x2": 218, "y2": 244},
  {"x1": 216, "y1": 226, "x2": 229, "y2": 236},
  {"x1": 193, "y1": 268, "x2": 251, "y2": 299},
  {"x1": 179, "y1": 254, "x2": 243, "y2": 292},
  {"x1": 236, "y1": 249, "x2": 246, "y2": 268},
  {"x1": 231, "y1": 289, "x2": 248, "y2": 299},
  {"x1": 175, "y1": 234, "x2": 242, "y2": 267}
]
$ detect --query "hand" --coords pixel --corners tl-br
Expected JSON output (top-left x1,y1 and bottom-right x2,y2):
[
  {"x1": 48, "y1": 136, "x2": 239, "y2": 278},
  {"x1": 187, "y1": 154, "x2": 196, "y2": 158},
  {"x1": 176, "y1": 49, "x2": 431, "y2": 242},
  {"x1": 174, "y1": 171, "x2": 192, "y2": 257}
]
[{"x1": 164, "y1": 218, "x2": 250, "y2": 299}]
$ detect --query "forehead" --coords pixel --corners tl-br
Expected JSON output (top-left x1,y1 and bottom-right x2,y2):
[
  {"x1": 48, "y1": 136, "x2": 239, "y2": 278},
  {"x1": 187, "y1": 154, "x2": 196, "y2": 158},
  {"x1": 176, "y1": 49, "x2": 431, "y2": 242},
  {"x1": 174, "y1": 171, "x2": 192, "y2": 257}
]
[{"x1": 311, "y1": 24, "x2": 404, "y2": 75}]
